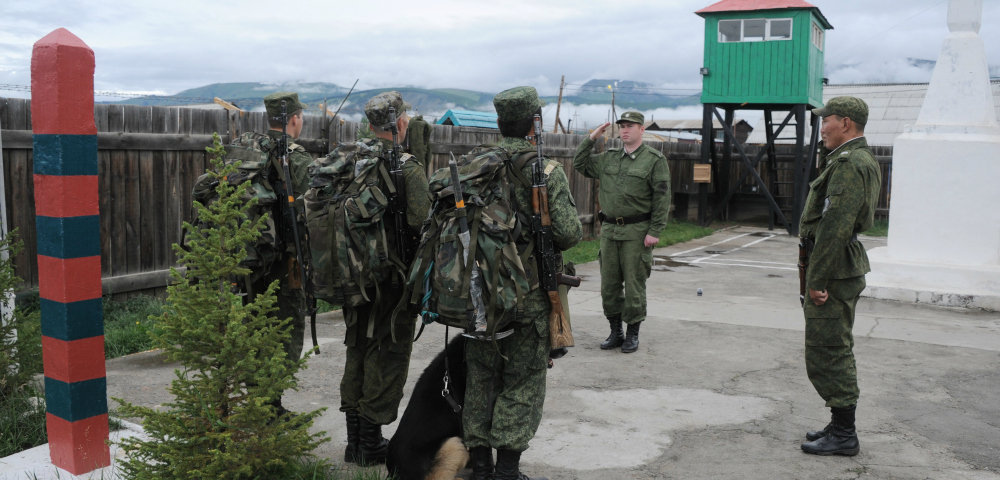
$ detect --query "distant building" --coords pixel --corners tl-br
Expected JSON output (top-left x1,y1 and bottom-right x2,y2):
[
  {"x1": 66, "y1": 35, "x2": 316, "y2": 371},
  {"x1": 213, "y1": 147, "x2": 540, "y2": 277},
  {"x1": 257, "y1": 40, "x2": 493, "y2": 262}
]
[
  {"x1": 436, "y1": 109, "x2": 498, "y2": 129},
  {"x1": 745, "y1": 80, "x2": 1000, "y2": 146}
]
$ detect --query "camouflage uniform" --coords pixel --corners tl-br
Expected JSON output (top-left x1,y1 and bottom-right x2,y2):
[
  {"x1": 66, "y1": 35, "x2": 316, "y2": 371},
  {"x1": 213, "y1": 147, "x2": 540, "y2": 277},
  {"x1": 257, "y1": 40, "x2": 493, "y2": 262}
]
[
  {"x1": 463, "y1": 88, "x2": 583, "y2": 458},
  {"x1": 800, "y1": 134, "x2": 881, "y2": 408},
  {"x1": 572, "y1": 120, "x2": 671, "y2": 328},
  {"x1": 405, "y1": 114, "x2": 432, "y2": 166},
  {"x1": 244, "y1": 93, "x2": 312, "y2": 365},
  {"x1": 339, "y1": 92, "x2": 431, "y2": 426}
]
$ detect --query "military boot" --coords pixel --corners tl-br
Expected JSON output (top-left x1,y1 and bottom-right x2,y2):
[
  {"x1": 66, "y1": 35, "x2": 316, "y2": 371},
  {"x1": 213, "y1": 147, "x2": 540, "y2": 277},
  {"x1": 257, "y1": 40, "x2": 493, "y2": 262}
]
[
  {"x1": 621, "y1": 322, "x2": 641, "y2": 353},
  {"x1": 494, "y1": 449, "x2": 548, "y2": 480},
  {"x1": 600, "y1": 316, "x2": 624, "y2": 350},
  {"x1": 801, "y1": 405, "x2": 860, "y2": 456},
  {"x1": 343, "y1": 411, "x2": 361, "y2": 464},
  {"x1": 357, "y1": 415, "x2": 389, "y2": 465},
  {"x1": 469, "y1": 446, "x2": 494, "y2": 480}
]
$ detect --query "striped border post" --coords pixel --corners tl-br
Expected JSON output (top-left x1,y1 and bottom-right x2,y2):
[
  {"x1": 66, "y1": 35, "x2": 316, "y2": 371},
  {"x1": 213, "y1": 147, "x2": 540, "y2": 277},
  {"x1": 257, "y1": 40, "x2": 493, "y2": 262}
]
[{"x1": 31, "y1": 28, "x2": 110, "y2": 474}]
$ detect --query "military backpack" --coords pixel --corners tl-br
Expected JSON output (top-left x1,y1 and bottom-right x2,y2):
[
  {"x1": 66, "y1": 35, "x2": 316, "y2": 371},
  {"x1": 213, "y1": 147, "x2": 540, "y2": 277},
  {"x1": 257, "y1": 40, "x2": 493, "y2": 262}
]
[
  {"x1": 304, "y1": 140, "x2": 410, "y2": 307},
  {"x1": 190, "y1": 132, "x2": 288, "y2": 278},
  {"x1": 404, "y1": 146, "x2": 537, "y2": 339}
]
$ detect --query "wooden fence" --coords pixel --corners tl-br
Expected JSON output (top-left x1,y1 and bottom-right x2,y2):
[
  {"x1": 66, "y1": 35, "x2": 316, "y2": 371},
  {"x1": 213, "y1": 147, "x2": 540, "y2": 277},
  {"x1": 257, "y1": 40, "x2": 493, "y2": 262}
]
[{"x1": 1, "y1": 98, "x2": 891, "y2": 295}]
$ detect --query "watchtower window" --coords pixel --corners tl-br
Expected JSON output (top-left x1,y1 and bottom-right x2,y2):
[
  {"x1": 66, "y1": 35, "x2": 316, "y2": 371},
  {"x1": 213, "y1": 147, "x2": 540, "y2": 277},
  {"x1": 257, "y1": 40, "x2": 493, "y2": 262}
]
[
  {"x1": 718, "y1": 18, "x2": 793, "y2": 42},
  {"x1": 811, "y1": 22, "x2": 824, "y2": 50}
]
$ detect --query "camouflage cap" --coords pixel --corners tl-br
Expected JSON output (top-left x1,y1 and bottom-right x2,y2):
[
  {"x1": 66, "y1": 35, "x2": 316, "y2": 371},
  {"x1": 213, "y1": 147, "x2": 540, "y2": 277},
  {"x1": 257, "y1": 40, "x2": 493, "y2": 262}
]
[
  {"x1": 264, "y1": 92, "x2": 306, "y2": 120},
  {"x1": 493, "y1": 86, "x2": 545, "y2": 122},
  {"x1": 364, "y1": 91, "x2": 411, "y2": 128},
  {"x1": 616, "y1": 111, "x2": 644, "y2": 125},
  {"x1": 812, "y1": 96, "x2": 868, "y2": 126}
]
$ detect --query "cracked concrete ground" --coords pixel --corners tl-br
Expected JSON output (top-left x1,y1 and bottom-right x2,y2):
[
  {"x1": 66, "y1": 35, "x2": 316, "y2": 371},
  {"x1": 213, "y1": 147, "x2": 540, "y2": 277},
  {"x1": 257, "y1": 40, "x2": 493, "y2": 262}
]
[{"x1": 6, "y1": 225, "x2": 998, "y2": 479}]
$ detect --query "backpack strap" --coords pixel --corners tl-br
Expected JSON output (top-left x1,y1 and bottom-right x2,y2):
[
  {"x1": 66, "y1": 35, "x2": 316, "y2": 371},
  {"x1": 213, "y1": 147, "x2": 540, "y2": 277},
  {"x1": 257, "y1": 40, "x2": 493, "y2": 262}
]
[{"x1": 507, "y1": 151, "x2": 537, "y2": 188}]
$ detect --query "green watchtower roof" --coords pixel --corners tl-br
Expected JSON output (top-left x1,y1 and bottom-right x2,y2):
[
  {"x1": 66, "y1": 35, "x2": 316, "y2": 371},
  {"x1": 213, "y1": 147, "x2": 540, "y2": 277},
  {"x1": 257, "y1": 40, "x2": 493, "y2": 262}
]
[{"x1": 697, "y1": 0, "x2": 833, "y2": 107}]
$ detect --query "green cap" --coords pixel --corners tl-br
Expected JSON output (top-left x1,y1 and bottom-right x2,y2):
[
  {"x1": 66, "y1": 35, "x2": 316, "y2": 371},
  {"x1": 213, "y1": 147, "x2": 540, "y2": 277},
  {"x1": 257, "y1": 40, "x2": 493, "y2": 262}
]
[
  {"x1": 616, "y1": 111, "x2": 644, "y2": 125},
  {"x1": 264, "y1": 92, "x2": 306, "y2": 120},
  {"x1": 365, "y1": 91, "x2": 411, "y2": 128},
  {"x1": 493, "y1": 86, "x2": 545, "y2": 122},
  {"x1": 812, "y1": 96, "x2": 868, "y2": 126}
]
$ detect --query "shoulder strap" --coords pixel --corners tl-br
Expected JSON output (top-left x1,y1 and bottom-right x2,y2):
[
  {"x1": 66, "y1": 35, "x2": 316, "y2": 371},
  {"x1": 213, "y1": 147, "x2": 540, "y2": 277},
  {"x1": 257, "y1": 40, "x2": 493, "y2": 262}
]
[{"x1": 507, "y1": 151, "x2": 537, "y2": 188}]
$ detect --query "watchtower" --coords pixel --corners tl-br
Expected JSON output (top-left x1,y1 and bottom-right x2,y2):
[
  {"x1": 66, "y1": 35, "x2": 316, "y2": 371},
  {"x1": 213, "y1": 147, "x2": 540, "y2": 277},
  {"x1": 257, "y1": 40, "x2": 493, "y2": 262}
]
[{"x1": 695, "y1": 0, "x2": 832, "y2": 234}]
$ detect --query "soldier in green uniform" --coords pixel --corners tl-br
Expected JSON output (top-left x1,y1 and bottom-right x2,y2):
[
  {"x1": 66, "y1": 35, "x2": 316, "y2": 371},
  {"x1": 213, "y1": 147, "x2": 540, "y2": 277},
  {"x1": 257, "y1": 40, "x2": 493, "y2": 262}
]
[
  {"x1": 573, "y1": 111, "x2": 671, "y2": 353},
  {"x1": 799, "y1": 96, "x2": 881, "y2": 456},
  {"x1": 241, "y1": 92, "x2": 312, "y2": 412},
  {"x1": 337, "y1": 91, "x2": 431, "y2": 466},
  {"x1": 462, "y1": 86, "x2": 582, "y2": 480},
  {"x1": 405, "y1": 114, "x2": 432, "y2": 166}
]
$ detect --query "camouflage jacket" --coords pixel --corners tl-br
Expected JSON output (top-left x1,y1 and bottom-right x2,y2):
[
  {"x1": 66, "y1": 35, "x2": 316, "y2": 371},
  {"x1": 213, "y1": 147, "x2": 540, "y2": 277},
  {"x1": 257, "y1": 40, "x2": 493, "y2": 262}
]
[
  {"x1": 573, "y1": 137, "x2": 671, "y2": 241},
  {"x1": 499, "y1": 137, "x2": 583, "y2": 321},
  {"x1": 369, "y1": 137, "x2": 431, "y2": 231},
  {"x1": 264, "y1": 130, "x2": 312, "y2": 196},
  {"x1": 799, "y1": 137, "x2": 882, "y2": 291}
]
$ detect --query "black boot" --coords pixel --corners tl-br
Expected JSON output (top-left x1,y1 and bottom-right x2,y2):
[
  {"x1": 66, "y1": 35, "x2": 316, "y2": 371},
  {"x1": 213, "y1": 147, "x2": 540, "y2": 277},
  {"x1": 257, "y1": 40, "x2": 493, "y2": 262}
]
[
  {"x1": 621, "y1": 322, "x2": 641, "y2": 353},
  {"x1": 801, "y1": 405, "x2": 860, "y2": 456},
  {"x1": 600, "y1": 316, "x2": 624, "y2": 350},
  {"x1": 469, "y1": 446, "x2": 494, "y2": 480},
  {"x1": 343, "y1": 411, "x2": 361, "y2": 464},
  {"x1": 805, "y1": 423, "x2": 831, "y2": 441},
  {"x1": 357, "y1": 415, "x2": 389, "y2": 465},
  {"x1": 494, "y1": 449, "x2": 547, "y2": 480}
]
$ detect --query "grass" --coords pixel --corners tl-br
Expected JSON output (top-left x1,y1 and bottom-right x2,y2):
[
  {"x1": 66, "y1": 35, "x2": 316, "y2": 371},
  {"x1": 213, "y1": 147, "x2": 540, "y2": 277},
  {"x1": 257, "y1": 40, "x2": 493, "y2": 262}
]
[
  {"x1": 564, "y1": 219, "x2": 716, "y2": 265},
  {"x1": 863, "y1": 218, "x2": 888, "y2": 237},
  {"x1": 104, "y1": 295, "x2": 165, "y2": 358}
]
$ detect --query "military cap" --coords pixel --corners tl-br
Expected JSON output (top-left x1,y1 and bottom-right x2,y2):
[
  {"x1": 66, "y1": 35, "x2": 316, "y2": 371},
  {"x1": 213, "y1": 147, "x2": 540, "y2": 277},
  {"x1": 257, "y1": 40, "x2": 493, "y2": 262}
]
[
  {"x1": 365, "y1": 91, "x2": 411, "y2": 128},
  {"x1": 616, "y1": 111, "x2": 645, "y2": 125},
  {"x1": 493, "y1": 86, "x2": 545, "y2": 122},
  {"x1": 264, "y1": 92, "x2": 306, "y2": 120},
  {"x1": 812, "y1": 96, "x2": 869, "y2": 126}
]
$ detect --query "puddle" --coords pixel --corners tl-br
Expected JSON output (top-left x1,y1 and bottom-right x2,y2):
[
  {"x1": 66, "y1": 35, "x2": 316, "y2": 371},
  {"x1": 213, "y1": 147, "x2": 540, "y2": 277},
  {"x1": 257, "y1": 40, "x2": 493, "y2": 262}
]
[{"x1": 653, "y1": 255, "x2": 688, "y2": 267}]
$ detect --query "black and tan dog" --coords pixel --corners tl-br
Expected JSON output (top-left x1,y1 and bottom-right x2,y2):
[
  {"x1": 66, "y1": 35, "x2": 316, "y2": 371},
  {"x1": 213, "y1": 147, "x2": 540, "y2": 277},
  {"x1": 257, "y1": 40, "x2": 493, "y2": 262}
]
[{"x1": 387, "y1": 335, "x2": 469, "y2": 480}]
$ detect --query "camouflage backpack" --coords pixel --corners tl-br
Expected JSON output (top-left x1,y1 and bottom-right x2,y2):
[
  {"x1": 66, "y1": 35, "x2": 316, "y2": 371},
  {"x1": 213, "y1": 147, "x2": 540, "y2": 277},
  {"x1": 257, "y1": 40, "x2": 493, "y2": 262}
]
[
  {"x1": 304, "y1": 140, "x2": 410, "y2": 307},
  {"x1": 191, "y1": 132, "x2": 285, "y2": 277},
  {"x1": 403, "y1": 146, "x2": 535, "y2": 339}
]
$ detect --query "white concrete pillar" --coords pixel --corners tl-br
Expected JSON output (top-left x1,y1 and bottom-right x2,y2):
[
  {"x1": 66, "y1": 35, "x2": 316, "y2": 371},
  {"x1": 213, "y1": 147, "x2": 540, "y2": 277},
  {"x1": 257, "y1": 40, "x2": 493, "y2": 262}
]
[{"x1": 865, "y1": 0, "x2": 1000, "y2": 310}]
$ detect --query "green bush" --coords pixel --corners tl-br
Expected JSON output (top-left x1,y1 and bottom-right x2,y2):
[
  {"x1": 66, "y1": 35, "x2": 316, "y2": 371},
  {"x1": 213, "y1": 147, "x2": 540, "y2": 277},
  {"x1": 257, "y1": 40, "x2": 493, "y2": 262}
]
[{"x1": 104, "y1": 295, "x2": 164, "y2": 358}]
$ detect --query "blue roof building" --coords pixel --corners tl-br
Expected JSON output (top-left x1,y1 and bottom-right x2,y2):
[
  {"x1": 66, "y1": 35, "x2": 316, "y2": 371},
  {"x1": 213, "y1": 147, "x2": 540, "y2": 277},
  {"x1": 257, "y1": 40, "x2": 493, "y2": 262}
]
[{"x1": 436, "y1": 109, "x2": 498, "y2": 129}]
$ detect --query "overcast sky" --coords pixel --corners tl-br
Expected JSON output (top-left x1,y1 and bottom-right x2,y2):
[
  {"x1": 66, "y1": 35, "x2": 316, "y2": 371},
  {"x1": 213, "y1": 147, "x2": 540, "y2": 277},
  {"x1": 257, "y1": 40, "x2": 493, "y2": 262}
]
[{"x1": 2, "y1": 0, "x2": 998, "y2": 122}]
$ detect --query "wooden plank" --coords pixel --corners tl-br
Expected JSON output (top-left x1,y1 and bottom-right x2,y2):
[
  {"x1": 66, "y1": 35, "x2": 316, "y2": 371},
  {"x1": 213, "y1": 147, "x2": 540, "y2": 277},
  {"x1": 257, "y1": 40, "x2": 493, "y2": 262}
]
[
  {"x1": 138, "y1": 150, "x2": 157, "y2": 272},
  {"x1": 98, "y1": 150, "x2": 113, "y2": 277},
  {"x1": 9, "y1": 149, "x2": 36, "y2": 286},
  {"x1": 124, "y1": 150, "x2": 141, "y2": 273},
  {"x1": 108, "y1": 149, "x2": 128, "y2": 277}
]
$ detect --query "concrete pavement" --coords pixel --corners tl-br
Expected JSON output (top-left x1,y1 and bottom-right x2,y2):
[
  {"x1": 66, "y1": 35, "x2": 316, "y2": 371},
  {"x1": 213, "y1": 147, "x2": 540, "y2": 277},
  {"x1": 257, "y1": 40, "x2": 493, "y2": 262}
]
[{"x1": 4, "y1": 225, "x2": 999, "y2": 479}]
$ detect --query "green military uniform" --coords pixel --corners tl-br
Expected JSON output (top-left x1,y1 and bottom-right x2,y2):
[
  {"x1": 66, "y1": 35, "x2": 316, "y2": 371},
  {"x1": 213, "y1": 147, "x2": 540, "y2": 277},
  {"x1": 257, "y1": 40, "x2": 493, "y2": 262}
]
[
  {"x1": 572, "y1": 118, "x2": 671, "y2": 329},
  {"x1": 799, "y1": 96, "x2": 881, "y2": 457},
  {"x1": 405, "y1": 114, "x2": 432, "y2": 166},
  {"x1": 462, "y1": 87, "x2": 582, "y2": 480},
  {"x1": 244, "y1": 92, "x2": 312, "y2": 367},
  {"x1": 336, "y1": 91, "x2": 431, "y2": 466},
  {"x1": 800, "y1": 134, "x2": 880, "y2": 408}
]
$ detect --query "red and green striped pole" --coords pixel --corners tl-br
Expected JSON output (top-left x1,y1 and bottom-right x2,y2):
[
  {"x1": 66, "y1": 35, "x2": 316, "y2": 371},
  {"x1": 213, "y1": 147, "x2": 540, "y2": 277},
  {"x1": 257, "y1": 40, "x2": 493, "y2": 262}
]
[{"x1": 31, "y1": 27, "x2": 110, "y2": 474}]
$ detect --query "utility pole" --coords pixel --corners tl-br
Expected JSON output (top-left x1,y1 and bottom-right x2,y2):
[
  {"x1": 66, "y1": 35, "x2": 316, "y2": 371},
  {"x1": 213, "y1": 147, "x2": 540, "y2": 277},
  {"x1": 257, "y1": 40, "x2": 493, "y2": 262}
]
[{"x1": 553, "y1": 75, "x2": 565, "y2": 134}]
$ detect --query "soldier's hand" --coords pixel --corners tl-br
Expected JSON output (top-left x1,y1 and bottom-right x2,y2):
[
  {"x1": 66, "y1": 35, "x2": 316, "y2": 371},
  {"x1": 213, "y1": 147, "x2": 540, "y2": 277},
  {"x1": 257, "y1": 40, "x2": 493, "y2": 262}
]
[
  {"x1": 809, "y1": 288, "x2": 828, "y2": 306},
  {"x1": 644, "y1": 235, "x2": 659, "y2": 248},
  {"x1": 590, "y1": 122, "x2": 611, "y2": 141}
]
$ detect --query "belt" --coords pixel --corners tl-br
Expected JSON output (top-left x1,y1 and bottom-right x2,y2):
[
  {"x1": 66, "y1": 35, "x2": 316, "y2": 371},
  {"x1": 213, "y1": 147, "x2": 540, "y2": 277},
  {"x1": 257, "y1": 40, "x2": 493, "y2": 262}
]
[
  {"x1": 598, "y1": 211, "x2": 651, "y2": 226},
  {"x1": 800, "y1": 233, "x2": 859, "y2": 246}
]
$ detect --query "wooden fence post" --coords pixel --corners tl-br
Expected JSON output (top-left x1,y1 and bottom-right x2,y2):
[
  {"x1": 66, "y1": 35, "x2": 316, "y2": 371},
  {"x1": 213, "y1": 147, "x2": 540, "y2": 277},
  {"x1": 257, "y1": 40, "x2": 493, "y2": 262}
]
[{"x1": 30, "y1": 28, "x2": 110, "y2": 474}]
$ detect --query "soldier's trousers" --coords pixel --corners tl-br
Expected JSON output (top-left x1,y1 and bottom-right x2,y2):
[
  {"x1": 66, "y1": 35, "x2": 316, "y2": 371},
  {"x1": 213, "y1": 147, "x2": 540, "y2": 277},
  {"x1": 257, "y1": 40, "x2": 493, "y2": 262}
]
[
  {"x1": 339, "y1": 286, "x2": 416, "y2": 425},
  {"x1": 462, "y1": 318, "x2": 549, "y2": 452},
  {"x1": 803, "y1": 276, "x2": 866, "y2": 408},
  {"x1": 599, "y1": 237, "x2": 653, "y2": 325}
]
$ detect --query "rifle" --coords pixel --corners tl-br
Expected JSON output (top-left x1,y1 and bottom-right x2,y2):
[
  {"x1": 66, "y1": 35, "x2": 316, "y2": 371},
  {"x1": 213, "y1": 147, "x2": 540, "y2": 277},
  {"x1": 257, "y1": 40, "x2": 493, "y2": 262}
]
[
  {"x1": 448, "y1": 155, "x2": 488, "y2": 336},
  {"x1": 384, "y1": 107, "x2": 415, "y2": 267},
  {"x1": 276, "y1": 100, "x2": 319, "y2": 353},
  {"x1": 798, "y1": 237, "x2": 813, "y2": 307},
  {"x1": 530, "y1": 114, "x2": 581, "y2": 357}
]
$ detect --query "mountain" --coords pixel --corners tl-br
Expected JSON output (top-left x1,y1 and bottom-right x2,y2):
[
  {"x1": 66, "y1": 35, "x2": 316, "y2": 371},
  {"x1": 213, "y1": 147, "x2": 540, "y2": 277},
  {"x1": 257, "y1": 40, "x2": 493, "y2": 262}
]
[{"x1": 105, "y1": 80, "x2": 701, "y2": 116}]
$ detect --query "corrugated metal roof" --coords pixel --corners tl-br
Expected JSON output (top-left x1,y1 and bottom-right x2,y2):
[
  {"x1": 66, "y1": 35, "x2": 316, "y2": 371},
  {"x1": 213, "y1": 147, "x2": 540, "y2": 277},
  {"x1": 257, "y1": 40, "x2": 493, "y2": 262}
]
[
  {"x1": 743, "y1": 81, "x2": 1000, "y2": 146},
  {"x1": 696, "y1": 0, "x2": 831, "y2": 29},
  {"x1": 436, "y1": 109, "x2": 498, "y2": 129}
]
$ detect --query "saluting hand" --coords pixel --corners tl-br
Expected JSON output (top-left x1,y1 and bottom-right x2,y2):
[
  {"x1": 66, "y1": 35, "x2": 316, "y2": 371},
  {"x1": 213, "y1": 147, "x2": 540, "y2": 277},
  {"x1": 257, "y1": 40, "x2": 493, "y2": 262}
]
[
  {"x1": 590, "y1": 122, "x2": 611, "y2": 141},
  {"x1": 809, "y1": 288, "x2": 828, "y2": 306}
]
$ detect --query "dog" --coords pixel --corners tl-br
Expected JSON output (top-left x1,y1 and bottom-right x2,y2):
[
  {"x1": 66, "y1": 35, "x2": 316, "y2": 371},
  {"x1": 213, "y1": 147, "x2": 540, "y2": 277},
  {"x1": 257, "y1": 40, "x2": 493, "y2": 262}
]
[{"x1": 387, "y1": 335, "x2": 469, "y2": 480}]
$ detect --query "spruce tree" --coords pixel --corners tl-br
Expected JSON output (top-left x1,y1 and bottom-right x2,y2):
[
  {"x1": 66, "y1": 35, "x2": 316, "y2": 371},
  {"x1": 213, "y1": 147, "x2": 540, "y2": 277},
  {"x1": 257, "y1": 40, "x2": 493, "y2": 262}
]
[{"x1": 116, "y1": 134, "x2": 327, "y2": 480}]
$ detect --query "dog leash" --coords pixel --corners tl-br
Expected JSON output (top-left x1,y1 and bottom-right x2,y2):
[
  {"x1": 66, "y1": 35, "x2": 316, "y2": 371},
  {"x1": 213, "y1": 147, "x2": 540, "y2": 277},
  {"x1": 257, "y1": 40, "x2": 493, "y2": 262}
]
[{"x1": 442, "y1": 326, "x2": 463, "y2": 413}]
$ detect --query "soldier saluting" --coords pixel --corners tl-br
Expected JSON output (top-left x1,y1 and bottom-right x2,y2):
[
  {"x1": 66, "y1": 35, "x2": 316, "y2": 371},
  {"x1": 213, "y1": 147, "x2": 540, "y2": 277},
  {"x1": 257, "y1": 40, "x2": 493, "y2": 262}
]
[{"x1": 573, "y1": 111, "x2": 671, "y2": 353}]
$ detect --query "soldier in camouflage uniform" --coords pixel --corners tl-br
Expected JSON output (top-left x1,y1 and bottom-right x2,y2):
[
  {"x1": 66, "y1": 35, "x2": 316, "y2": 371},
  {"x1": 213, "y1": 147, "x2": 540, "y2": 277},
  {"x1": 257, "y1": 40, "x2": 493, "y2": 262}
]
[
  {"x1": 241, "y1": 92, "x2": 312, "y2": 411},
  {"x1": 405, "y1": 114, "x2": 432, "y2": 166},
  {"x1": 337, "y1": 91, "x2": 431, "y2": 466},
  {"x1": 799, "y1": 96, "x2": 881, "y2": 456},
  {"x1": 462, "y1": 86, "x2": 582, "y2": 480},
  {"x1": 573, "y1": 111, "x2": 671, "y2": 353}
]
